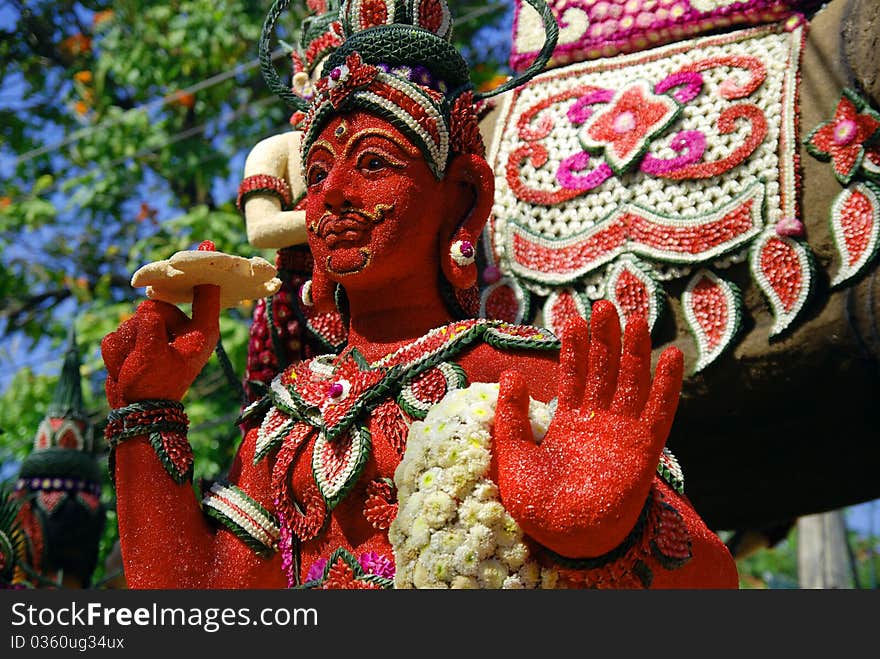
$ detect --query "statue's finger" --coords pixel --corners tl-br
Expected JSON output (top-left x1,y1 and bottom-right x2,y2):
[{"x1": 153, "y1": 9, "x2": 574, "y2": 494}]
[
  {"x1": 556, "y1": 315, "x2": 589, "y2": 411},
  {"x1": 175, "y1": 284, "x2": 221, "y2": 361},
  {"x1": 495, "y1": 369, "x2": 536, "y2": 449},
  {"x1": 101, "y1": 319, "x2": 139, "y2": 379},
  {"x1": 139, "y1": 299, "x2": 190, "y2": 334},
  {"x1": 583, "y1": 300, "x2": 621, "y2": 411},
  {"x1": 611, "y1": 315, "x2": 652, "y2": 418},
  {"x1": 131, "y1": 307, "x2": 174, "y2": 357},
  {"x1": 641, "y1": 346, "x2": 684, "y2": 446}
]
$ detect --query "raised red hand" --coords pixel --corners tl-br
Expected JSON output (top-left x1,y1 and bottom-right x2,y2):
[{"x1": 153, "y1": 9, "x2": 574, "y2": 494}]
[
  {"x1": 101, "y1": 285, "x2": 221, "y2": 407},
  {"x1": 493, "y1": 300, "x2": 684, "y2": 558}
]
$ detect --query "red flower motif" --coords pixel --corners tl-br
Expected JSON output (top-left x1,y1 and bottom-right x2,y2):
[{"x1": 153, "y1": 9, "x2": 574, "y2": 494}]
[
  {"x1": 315, "y1": 52, "x2": 379, "y2": 109},
  {"x1": 281, "y1": 359, "x2": 327, "y2": 407},
  {"x1": 322, "y1": 556, "x2": 384, "y2": 589},
  {"x1": 579, "y1": 80, "x2": 680, "y2": 175},
  {"x1": 806, "y1": 89, "x2": 880, "y2": 185},
  {"x1": 319, "y1": 351, "x2": 386, "y2": 432},
  {"x1": 363, "y1": 478, "x2": 397, "y2": 530}
]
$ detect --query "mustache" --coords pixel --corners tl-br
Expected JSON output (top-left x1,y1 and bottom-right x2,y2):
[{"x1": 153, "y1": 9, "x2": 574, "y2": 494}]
[{"x1": 313, "y1": 203, "x2": 394, "y2": 239}]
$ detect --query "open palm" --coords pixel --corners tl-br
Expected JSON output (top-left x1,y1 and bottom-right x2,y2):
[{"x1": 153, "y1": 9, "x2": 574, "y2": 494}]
[{"x1": 493, "y1": 300, "x2": 684, "y2": 558}]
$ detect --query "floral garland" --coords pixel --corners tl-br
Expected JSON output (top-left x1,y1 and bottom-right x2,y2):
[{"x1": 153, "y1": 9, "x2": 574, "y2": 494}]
[{"x1": 390, "y1": 382, "x2": 559, "y2": 589}]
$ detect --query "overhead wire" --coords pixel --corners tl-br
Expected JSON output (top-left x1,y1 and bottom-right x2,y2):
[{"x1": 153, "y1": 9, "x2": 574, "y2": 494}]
[
  {"x1": 12, "y1": 48, "x2": 288, "y2": 166},
  {"x1": 11, "y1": 2, "x2": 508, "y2": 167},
  {"x1": 18, "y1": 94, "x2": 280, "y2": 199}
]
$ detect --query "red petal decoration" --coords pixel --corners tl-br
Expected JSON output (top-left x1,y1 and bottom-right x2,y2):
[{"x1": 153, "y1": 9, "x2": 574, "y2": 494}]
[
  {"x1": 750, "y1": 231, "x2": 814, "y2": 337},
  {"x1": 77, "y1": 493, "x2": 101, "y2": 512},
  {"x1": 353, "y1": 0, "x2": 392, "y2": 30},
  {"x1": 159, "y1": 431, "x2": 194, "y2": 480},
  {"x1": 829, "y1": 183, "x2": 880, "y2": 288},
  {"x1": 651, "y1": 500, "x2": 692, "y2": 569},
  {"x1": 305, "y1": 310, "x2": 348, "y2": 352},
  {"x1": 371, "y1": 399, "x2": 409, "y2": 458},
  {"x1": 412, "y1": 0, "x2": 451, "y2": 37},
  {"x1": 604, "y1": 258, "x2": 663, "y2": 331},
  {"x1": 681, "y1": 270, "x2": 742, "y2": 372},
  {"x1": 255, "y1": 407, "x2": 295, "y2": 463},
  {"x1": 312, "y1": 427, "x2": 370, "y2": 509},
  {"x1": 541, "y1": 288, "x2": 590, "y2": 335},
  {"x1": 863, "y1": 147, "x2": 880, "y2": 179},
  {"x1": 34, "y1": 419, "x2": 57, "y2": 450},
  {"x1": 37, "y1": 491, "x2": 65, "y2": 515},
  {"x1": 57, "y1": 429, "x2": 79, "y2": 449},
  {"x1": 479, "y1": 276, "x2": 530, "y2": 323}
]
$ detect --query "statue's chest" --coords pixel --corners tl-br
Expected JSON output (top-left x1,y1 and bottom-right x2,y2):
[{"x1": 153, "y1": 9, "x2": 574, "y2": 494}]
[
  {"x1": 235, "y1": 320, "x2": 561, "y2": 587},
  {"x1": 244, "y1": 321, "x2": 502, "y2": 539}
]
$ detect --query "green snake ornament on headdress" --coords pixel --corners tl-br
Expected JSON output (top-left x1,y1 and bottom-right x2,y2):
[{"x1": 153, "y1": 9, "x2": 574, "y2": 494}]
[{"x1": 260, "y1": 0, "x2": 560, "y2": 178}]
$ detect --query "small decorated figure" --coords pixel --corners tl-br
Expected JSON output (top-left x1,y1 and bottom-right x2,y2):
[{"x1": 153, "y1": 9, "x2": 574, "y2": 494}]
[
  {"x1": 100, "y1": 0, "x2": 737, "y2": 589},
  {"x1": 12, "y1": 328, "x2": 106, "y2": 588}
]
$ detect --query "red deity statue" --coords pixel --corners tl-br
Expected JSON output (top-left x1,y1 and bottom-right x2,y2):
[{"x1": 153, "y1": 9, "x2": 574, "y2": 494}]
[{"x1": 100, "y1": 0, "x2": 737, "y2": 589}]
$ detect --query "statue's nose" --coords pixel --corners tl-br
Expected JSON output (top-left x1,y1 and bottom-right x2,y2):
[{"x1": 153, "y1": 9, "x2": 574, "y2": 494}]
[{"x1": 324, "y1": 187, "x2": 346, "y2": 212}]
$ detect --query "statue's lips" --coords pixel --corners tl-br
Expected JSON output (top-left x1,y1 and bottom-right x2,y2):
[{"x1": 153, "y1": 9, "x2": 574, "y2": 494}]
[{"x1": 319, "y1": 215, "x2": 371, "y2": 248}]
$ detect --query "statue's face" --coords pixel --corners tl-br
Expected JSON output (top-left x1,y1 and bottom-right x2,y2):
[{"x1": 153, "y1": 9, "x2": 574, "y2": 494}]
[{"x1": 304, "y1": 111, "x2": 448, "y2": 288}]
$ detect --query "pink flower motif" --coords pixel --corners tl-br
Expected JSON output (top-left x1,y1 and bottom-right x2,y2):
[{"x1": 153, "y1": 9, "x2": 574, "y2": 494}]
[
  {"x1": 578, "y1": 79, "x2": 680, "y2": 175},
  {"x1": 358, "y1": 551, "x2": 395, "y2": 579},
  {"x1": 319, "y1": 350, "x2": 386, "y2": 435},
  {"x1": 774, "y1": 216, "x2": 805, "y2": 238},
  {"x1": 306, "y1": 557, "x2": 329, "y2": 582},
  {"x1": 806, "y1": 89, "x2": 880, "y2": 185}
]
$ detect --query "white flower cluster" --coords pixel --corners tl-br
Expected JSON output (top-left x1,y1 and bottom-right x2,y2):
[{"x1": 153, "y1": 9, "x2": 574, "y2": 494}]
[{"x1": 389, "y1": 382, "x2": 558, "y2": 589}]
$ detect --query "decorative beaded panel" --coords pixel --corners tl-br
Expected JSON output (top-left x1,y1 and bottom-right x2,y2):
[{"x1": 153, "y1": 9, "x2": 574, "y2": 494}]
[
  {"x1": 510, "y1": 0, "x2": 808, "y2": 72},
  {"x1": 486, "y1": 20, "x2": 810, "y2": 365}
]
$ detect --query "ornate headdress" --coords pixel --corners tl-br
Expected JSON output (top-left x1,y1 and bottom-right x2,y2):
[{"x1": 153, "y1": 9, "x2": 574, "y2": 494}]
[{"x1": 261, "y1": 0, "x2": 560, "y2": 178}]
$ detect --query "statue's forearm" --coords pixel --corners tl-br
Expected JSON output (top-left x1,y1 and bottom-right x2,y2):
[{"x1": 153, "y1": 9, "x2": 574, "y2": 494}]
[
  {"x1": 114, "y1": 438, "x2": 216, "y2": 588},
  {"x1": 111, "y1": 411, "x2": 284, "y2": 589}
]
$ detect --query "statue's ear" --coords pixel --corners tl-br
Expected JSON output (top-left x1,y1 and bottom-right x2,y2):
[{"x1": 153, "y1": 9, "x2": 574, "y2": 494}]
[
  {"x1": 440, "y1": 154, "x2": 495, "y2": 288},
  {"x1": 441, "y1": 154, "x2": 494, "y2": 238}
]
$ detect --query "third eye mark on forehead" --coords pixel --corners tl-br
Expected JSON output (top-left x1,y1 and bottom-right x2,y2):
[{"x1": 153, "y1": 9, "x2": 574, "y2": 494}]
[
  {"x1": 309, "y1": 125, "x2": 421, "y2": 164},
  {"x1": 342, "y1": 127, "x2": 421, "y2": 159}
]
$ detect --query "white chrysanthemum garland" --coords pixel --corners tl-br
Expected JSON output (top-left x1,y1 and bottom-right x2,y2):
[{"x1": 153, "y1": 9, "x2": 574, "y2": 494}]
[{"x1": 389, "y1": 382, "x2": 559, "y2": 589}]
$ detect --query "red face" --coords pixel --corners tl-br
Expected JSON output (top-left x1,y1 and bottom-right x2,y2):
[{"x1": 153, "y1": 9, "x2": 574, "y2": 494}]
[{"x1": 304, "y1": 111, "x2": 450, "y2": 291}]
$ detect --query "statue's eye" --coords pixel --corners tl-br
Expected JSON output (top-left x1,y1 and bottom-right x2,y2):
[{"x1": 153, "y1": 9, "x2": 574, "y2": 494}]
[
  {"x1": 359, "y1": 154, "x2": 387, "y2": 172},
  {"x1": 307, "y1": 166, "x2": 328, "y2": 186}
]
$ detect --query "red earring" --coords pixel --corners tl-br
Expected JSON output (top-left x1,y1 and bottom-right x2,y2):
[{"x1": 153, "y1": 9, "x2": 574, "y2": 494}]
[{"x1": 442, "y1": 230, "x2": 477, "y2": 289}]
